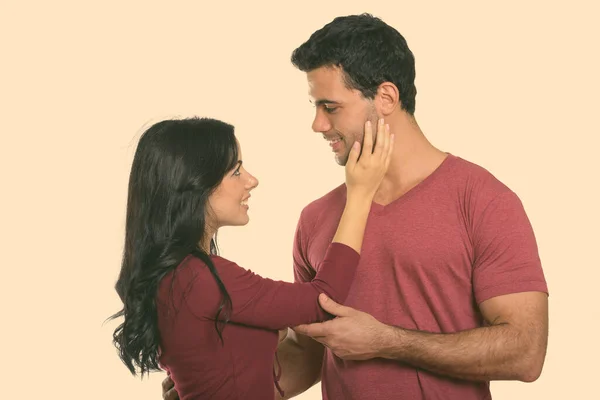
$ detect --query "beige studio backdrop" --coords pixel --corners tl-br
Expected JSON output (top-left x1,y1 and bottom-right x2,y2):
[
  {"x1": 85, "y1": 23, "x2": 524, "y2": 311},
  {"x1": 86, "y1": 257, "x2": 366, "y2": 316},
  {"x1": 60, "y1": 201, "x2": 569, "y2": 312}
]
[{"x1": 1, "y1": 1, "x2": 598, "y2": 399}]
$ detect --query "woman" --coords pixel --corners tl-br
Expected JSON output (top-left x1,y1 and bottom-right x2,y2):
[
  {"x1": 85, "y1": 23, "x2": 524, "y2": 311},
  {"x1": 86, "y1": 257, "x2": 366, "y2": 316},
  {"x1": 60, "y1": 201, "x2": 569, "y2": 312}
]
[{"x1": 110, "y1": 116, "x2": 393, "y2": 399}]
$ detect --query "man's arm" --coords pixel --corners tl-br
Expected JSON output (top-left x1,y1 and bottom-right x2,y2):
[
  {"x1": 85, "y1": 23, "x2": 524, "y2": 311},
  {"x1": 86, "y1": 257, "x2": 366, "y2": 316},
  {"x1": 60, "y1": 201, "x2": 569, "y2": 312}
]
[
  {"x1": 274, "y1": 328, "x2": 325, "y2": 399},
  {"x1": 294, "y1": 290, "x2": 548, "y2": 383},
  {"x1": 379, "y1": 291, "x2": 548, "y2": 382}
]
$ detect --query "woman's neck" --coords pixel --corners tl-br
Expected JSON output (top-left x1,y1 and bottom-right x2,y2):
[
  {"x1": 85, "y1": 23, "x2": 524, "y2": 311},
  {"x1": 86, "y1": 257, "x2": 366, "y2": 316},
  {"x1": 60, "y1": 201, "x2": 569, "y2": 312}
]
[{"x1": 200, "y1": 227, "x2": 216, "y2": 254}]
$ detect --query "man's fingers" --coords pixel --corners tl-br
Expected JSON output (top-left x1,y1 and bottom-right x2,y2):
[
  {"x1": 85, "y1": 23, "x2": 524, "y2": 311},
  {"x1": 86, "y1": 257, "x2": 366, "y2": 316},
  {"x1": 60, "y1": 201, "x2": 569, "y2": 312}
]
[
  {"x1": 278, "y1": 328, "x2": 289, "y2": 343},
  {"x1": 164, "y1": 388, "x2": 180, "y2": 400},
  {"x1": 293, "y1": 321, "x2": 328, "y2": 337},
  {"x1": 319, "y1": 293, "x2": 353, "y2": 317},
  {"x1": 162, "y1": 375, "x2": 178, "y2": 400},
  {"x1": 311, "y1": 336, "x2": 331, "y2": 348},
  {"x1": 162, "y1": 375, "x2": 174, "y2": 392}
]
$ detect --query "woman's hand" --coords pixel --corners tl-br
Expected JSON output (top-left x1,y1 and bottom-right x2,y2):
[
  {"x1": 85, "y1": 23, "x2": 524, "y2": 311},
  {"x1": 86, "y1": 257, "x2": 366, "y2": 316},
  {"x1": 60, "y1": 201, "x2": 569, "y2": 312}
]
[{"x1": 345, "y1": 118, "x2": 394, "y2": 199}]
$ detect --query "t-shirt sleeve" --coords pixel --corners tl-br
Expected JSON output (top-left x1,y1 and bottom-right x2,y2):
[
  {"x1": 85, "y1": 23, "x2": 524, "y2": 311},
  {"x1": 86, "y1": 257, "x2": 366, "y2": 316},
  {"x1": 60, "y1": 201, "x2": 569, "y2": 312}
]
[
  {"x1": 472, "y1": 190, "x2": 549, "y2": 304},
  {"x1": 293, "y1": 209, "x2": 317, "y2": 284},
  {"x1": 185, "y1": 242, "x2": 359, "y2": 331}
]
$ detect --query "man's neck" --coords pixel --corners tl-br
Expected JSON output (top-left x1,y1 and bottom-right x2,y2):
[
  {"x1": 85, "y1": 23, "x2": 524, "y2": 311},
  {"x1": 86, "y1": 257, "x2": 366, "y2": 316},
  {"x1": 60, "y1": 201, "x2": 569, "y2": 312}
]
[{"x1": 374, "y1": 113, "x2": 447, "y2": 205}]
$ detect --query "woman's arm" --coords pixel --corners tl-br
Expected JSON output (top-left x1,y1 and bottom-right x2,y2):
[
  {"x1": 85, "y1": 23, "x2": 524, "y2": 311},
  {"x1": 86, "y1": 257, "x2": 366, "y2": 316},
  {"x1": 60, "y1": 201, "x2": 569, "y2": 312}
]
[{"x1": 181, "y1": 119, "x2": 394, "y2": 330}]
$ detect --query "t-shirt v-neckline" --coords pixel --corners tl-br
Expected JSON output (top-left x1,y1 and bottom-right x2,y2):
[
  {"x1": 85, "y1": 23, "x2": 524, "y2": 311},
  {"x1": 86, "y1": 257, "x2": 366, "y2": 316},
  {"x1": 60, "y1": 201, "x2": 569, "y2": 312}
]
[{"x1": 369, "y1": 152, "x2": 455, "y2": 215}]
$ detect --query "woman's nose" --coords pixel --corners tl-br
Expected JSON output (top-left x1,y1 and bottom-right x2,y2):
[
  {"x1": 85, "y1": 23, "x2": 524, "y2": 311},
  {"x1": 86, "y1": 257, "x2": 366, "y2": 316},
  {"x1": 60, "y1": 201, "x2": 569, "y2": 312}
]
[{"x1": 247, "y1": 174, "x2": 259, "y2": 188}]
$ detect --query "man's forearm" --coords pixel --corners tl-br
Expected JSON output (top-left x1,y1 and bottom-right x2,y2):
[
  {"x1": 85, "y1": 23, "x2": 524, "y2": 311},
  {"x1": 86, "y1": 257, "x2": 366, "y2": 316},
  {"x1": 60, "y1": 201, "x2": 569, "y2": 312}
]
[
  {"x1": 378, "y1": 323, "x2": 544, "y2": 383},
  {"x1": 275, "y1": 332, "x2": 324, "y2": 399}
]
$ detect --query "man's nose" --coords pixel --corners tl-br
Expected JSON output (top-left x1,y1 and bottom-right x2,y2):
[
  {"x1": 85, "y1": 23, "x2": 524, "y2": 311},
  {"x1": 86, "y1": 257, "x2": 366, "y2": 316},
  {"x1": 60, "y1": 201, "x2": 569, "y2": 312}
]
[{"x1": 312, "y1": 110, "x2": 332, "y2": 133}]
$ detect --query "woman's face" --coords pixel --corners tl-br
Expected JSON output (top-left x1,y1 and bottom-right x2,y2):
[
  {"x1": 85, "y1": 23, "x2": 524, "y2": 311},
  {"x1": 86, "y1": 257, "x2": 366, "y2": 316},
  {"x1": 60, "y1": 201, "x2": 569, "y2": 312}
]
[{"x1": 207, "y1": 139, "x2": 259, "y2": 228}]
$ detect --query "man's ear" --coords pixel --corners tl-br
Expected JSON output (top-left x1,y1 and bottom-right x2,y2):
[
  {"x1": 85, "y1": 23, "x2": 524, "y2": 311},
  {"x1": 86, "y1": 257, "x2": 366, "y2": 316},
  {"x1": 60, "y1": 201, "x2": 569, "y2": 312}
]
[{"x1": 376, "y1": 82, "x2": 400, "y2": 116}]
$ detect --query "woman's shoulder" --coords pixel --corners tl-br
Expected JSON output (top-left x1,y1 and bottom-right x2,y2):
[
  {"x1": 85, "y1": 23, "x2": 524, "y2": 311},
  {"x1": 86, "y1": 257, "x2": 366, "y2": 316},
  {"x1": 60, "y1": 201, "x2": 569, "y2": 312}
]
[
  {"x1": 157, "y1": 253, "x2": 238, "y2": 297},
  {"x1": 182, "y1": 253, "x2": 235, "y2": 269},
  {"x1": 171, "y1": 253, "x2": 242, "y2": 283}
]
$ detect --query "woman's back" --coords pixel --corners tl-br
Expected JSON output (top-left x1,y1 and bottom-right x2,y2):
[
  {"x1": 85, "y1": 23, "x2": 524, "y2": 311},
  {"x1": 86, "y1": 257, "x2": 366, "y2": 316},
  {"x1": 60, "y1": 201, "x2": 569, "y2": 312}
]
[{"x1": 157, "y1": 255, "x2": 280, "y2": 399}]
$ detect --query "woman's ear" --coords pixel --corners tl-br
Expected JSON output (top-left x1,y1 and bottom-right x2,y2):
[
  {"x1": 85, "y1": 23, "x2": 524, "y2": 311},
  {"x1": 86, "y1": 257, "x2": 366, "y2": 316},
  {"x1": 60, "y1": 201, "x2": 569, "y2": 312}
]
[{"x1": 376, "y1": 82, "x2": 400, "y2": 116}]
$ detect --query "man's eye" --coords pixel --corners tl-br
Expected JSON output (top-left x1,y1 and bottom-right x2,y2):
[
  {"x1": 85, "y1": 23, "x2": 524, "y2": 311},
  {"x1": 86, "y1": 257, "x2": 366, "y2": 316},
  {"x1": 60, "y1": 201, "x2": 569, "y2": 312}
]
[
  {"x1": 233, "y1": 169, "x2": 241, "y2": 176},
  {"x1": 324, "y1": 107, "x2": 338, "y2": 114}
]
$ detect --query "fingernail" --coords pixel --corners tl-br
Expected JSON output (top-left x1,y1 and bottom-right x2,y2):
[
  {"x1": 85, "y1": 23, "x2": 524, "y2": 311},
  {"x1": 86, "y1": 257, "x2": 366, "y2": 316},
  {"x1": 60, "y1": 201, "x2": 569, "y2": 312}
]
[
  {"x1": 379, "y1": 118, "x2": 384, "y2": 126},
  {"x1": 366, "y1": 121, "x2": 371, "y2": 128},
  {"x1": 353, "y1": 141, "x2": 360, "y2": 149}
]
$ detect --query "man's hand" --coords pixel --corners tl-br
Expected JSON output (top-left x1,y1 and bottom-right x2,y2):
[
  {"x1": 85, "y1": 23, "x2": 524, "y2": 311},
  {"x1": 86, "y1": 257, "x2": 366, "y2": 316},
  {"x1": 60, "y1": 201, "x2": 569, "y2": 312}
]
[
  {"x1": 161, "y1": 375, "x2": 178, "y2": 400},
  {"x1": 292, "y1": 293, "x2": 387, "y2": 360},
  {"x1": 278, "y1": 328, "x2": 289, "y2": 345}
]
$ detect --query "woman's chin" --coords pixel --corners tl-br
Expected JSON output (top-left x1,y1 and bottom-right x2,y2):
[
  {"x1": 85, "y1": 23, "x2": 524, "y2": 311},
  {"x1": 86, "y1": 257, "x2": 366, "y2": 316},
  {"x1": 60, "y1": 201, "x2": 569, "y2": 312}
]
[{"x1": 237, "y1": 215, "x2": 250, "y2": 226}]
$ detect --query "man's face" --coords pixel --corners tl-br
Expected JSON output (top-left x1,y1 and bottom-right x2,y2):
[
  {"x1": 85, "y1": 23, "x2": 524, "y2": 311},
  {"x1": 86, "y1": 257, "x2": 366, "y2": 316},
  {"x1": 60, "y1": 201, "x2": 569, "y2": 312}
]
[{"x1": 307, "y1": 66, "x2": 379, "y2": 166}]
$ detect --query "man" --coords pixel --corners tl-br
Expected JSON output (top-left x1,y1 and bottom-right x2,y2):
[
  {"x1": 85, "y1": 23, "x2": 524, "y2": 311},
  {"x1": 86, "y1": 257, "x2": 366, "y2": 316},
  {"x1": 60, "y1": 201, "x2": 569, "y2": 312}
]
[{"x1": 163, "y1": 13, "x2": 549, "y2": 399}]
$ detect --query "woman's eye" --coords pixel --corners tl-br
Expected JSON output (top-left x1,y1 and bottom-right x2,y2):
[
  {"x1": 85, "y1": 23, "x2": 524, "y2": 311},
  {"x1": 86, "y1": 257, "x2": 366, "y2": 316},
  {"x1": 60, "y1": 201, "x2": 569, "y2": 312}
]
[{"x1": 233, "y1": 169, "x2": 241, "y2": 176}]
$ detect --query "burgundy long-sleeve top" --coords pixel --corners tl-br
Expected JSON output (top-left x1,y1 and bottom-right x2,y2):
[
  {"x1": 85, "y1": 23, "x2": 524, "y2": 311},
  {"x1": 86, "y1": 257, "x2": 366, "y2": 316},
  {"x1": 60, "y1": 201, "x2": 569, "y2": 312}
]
[{"x1": 156, "y1": 242, "x2": 359, "y2": 399}]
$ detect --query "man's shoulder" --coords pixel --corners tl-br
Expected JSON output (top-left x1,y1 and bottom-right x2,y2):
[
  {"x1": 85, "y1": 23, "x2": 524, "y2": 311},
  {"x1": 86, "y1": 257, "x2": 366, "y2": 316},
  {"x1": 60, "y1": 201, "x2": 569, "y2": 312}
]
[
  {"x1": 298, "y1": 183, "x2": 346, "y2": 224},
  {"x1": 448, "y1": 153, "x2": 499, "y2": 181},
  {"x1": 447, "y1": 153, "x2": 514, "y2": 200}
]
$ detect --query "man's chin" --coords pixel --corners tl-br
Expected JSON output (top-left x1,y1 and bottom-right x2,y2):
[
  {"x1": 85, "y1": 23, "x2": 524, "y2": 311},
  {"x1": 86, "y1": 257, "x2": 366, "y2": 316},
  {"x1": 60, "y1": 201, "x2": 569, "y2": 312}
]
[{"x1": 334, "y1": 153, "x2": 349, "y2": 166}]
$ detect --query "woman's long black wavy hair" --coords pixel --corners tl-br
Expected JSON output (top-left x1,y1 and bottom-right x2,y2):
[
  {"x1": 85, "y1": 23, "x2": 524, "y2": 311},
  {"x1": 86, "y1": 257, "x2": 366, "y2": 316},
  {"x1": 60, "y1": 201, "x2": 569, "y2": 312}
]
[{"x1": 109, "y1": 117, "x2": 238, "y2": 377}]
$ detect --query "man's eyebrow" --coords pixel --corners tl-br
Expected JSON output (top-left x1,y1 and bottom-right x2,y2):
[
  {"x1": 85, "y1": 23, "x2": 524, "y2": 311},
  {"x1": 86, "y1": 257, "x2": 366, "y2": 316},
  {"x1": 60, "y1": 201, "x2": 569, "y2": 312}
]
[{"x1": 309, "y1": 99, "x2": 341, "y2": 106}]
